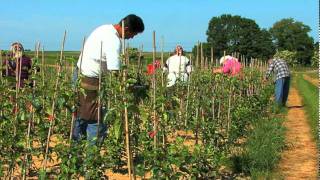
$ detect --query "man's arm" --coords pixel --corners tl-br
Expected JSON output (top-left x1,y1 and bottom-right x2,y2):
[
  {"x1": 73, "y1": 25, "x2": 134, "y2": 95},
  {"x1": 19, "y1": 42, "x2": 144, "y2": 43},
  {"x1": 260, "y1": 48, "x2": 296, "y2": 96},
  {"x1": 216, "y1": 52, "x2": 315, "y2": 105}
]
[
  {"x1": 103, "y1": 38, "x2": 121, "y2": 71},
  {"x1": 265, "y1": 61, "x2": 274, "y2": 79}
]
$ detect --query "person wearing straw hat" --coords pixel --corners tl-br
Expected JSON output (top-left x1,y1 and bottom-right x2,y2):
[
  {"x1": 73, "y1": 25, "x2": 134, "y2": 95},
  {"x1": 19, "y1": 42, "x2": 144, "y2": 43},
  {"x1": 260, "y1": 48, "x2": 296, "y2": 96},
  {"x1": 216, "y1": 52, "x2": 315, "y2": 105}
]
[
  {"x1": 163, "y1": 45, "x2": 192, "y2": 87},
  {"x1": 212, "y1": 55, "x2": 241, "y2": 76},
  {"x1": 2, "y1": 42, "x2": 32, "y2": 88},
  {"x1": 264, "y1": 57, "x2": 290, "y2": 108},
  {"x1": 72, "y1": 14, "x2": 144, "y2": 145}
]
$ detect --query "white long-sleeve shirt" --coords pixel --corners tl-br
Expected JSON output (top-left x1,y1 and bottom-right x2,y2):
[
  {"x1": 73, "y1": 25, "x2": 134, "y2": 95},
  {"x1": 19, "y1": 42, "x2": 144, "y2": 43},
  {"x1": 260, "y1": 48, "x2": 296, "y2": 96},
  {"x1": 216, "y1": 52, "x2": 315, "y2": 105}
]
[
  {"x1": 77, "y1": 24, "x2": 121, "y2": 78},
  {"x1": 164, "y1": 55, "x2": 192, "y2": 87},
  {"x1": 165, "y1": 55, "x2": 191, "y2": 74}
]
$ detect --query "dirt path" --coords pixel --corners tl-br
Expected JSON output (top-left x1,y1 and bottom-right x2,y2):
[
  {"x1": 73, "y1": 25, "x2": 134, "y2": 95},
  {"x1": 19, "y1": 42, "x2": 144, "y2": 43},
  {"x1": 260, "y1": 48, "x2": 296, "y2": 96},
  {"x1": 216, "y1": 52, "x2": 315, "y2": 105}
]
[
  {"x1": 303, "y1": 74, "x2": 318, "y2": 86},
  {"x1": 279, "y1": 87, "x2": 318, "y2": 179}
]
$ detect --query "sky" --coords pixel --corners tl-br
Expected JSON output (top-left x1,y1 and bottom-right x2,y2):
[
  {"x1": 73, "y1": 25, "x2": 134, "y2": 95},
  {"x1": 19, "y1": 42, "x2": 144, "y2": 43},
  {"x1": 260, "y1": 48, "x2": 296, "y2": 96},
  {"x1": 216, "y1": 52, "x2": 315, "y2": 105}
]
[{"x1": 0, "y1": 0, "x2": 318, "y2": 51}]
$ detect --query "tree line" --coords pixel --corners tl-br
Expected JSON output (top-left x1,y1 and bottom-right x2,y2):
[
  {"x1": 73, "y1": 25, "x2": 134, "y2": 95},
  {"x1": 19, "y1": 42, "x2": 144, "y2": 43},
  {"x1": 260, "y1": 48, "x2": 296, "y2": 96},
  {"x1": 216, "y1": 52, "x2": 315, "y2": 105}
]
[{"x1": 193, "y1": 14, "x2": 318, "y2": 67}]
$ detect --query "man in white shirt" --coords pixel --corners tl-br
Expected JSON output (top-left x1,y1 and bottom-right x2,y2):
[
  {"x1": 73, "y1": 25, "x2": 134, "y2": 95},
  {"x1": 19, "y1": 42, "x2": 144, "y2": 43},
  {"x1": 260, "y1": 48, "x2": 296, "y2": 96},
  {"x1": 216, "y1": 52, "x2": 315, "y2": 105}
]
[
  {"x1": 72, "y1": 14, "x2": 144, "y2": 145},
  {"x1": 163, "y1": 45, "x2": 192, "y2": 87}
]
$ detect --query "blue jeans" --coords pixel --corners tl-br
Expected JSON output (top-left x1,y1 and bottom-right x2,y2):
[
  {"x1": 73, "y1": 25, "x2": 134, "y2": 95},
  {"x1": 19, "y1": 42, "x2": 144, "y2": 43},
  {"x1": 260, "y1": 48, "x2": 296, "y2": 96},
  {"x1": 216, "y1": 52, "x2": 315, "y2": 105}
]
[
  {"x1": 72, "y1": 118, "x2": 107, "y2": 146},
  {"x1": 72, "y1": 66, "x2": 107, "y2": 146},
  {"x1": 275, "y1": 77, "x2": 290, "y2": 106}
]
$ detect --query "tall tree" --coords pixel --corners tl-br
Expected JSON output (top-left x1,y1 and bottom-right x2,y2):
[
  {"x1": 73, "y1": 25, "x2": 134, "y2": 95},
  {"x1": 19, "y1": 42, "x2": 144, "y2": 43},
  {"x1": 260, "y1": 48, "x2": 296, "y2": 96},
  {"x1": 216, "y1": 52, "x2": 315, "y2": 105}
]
[
  {"x1": 206, "y1": 14, "x2": 275, "y2": 60},
  {"x1": 269, "y1": 18, "x2": 314, "y2": 65}
]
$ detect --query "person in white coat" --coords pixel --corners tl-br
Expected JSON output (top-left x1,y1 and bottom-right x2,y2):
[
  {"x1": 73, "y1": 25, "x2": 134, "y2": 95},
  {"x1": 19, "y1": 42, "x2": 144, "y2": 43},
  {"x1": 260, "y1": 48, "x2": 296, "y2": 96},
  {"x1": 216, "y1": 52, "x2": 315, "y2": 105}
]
[{"x1": 163, "y1": 45, "x2": 192, "y2": 87}]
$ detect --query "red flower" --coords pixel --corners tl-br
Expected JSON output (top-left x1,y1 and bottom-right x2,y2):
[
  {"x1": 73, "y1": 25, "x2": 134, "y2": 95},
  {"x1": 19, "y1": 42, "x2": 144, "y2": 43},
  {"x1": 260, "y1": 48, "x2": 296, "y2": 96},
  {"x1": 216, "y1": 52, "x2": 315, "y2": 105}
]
[
  {"x1": 47, "y1": 114, "x2": 54, "y2": 121},
  {"x1": 147, "y1": 64, "x2": 155, "y2": 75},
  {"x1": 12, "y1": 106, "x2": 19, "y2": 114},
  {"x1": 147, "y1": 60, "x2": 162, "y2": 75},
  {"x1": 148, "y1": 131, "x2": 157, "y2": 138}
]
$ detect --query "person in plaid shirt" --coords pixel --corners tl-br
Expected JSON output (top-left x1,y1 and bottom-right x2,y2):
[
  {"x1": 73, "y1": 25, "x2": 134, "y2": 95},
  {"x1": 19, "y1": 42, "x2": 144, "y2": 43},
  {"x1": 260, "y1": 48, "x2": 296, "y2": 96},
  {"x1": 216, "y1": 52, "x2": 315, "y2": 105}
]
[{"x1": 265, "y1": 58, "x2": 290, "y2": 107}]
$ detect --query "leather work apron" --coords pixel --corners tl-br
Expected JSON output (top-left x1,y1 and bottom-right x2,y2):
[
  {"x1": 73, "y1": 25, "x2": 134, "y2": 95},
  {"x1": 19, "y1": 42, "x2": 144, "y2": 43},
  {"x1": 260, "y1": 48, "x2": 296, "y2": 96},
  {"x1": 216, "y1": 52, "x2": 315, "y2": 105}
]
[{"x1": 78, "y1": 76, "x2": 100, "y2": 121}]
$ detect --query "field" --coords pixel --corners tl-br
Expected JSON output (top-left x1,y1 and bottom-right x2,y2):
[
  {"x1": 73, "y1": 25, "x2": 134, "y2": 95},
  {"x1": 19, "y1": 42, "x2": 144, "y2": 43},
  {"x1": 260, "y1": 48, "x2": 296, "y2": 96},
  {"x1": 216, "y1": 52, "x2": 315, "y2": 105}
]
[{"x1": 0, "y1": 46, "x2": 290, "y2": 179}]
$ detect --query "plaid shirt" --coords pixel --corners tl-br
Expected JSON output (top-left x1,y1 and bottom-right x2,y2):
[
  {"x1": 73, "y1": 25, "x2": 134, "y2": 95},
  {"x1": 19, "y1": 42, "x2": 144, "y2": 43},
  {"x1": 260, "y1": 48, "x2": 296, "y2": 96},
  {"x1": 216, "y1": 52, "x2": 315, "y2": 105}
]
[{"x1": 265, "y1": 59, "x2": 290, "y2": 80}]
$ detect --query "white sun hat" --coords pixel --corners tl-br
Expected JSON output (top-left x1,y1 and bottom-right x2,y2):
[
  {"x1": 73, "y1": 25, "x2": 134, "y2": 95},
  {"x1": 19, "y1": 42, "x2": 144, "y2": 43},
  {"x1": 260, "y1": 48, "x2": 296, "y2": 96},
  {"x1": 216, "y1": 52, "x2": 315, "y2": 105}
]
[{"x1": 219, "y1": 55, "x2": 233, "y2": 65}]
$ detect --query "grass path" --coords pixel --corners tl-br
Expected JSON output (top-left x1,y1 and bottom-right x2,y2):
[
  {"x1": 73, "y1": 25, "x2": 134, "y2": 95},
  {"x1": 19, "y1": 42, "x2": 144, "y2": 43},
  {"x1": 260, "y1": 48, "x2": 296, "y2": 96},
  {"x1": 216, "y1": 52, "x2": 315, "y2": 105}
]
[
  {"x1": 278, "y1": 86, "x2": 318, "y2": 179},
  {"x1": 303, "y1": 74, "x2": 318, "y2": 87}
]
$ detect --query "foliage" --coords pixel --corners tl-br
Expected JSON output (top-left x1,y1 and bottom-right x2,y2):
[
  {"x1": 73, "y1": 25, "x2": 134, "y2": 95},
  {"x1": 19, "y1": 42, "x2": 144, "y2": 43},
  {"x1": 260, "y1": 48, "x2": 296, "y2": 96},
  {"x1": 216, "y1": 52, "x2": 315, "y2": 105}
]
[
  {"x1": 273, "y1": 50, "x2": 298, "y2": 67},
  {"x1": 205, "y1": 14, "x2": 275, "y2": 60},
  {"x1": 0, "y1": 49, "x2": 279, "y2": 179},
  {"x1": 269, "y1": 18, "x2": 314, "y2": 65},
  {"x1": 311, "y1": 43, "x2": 319, "y2": 67}
]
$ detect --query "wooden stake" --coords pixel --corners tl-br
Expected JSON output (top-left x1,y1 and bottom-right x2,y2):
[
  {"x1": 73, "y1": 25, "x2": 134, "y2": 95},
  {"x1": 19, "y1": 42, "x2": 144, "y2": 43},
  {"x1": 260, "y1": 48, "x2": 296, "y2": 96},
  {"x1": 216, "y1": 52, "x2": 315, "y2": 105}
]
[
  {"x1": 122, "y1": 20, "x2": 135, "y2": 180},
  {"x1": 97, "y1": 42, "x2": 103, "y2": 141},
  {"x1": 211, "y1": 47, "x2": 214, "y2": 68},
  {"x1": 42, "y1": 30, "x2": 67, "y2": 174},
  {"x1": 152, "y1": 31, "x2": 157, "y2": 149},
  {"x1": 69, "y1": 37, "x2": 86, "y2": 143},
  {"x1": 22, "y1": 42, "x2": 40, "y2": 179},
  {"x1": 200, "y1": 43, "x2": 203, "y2": 69},
  {"x1": 185, "y1": 54, "x2": 192, "y2": 127}
]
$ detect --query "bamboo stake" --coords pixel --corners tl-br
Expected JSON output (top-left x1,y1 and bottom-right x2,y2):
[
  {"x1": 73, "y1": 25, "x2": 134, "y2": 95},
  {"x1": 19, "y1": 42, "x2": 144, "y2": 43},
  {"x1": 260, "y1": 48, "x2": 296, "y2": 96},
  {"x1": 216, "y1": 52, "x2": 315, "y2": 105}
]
[
  {"x1": 161, "y1": 37, "x2": 164, "y2": 88},
  {"x1": 121, "y1": 21, "x2": 135, "y2": 180},
  {"x1": 42, "y1": 30, "x2": 67, "y2": 174},
  {"x1": 5, "y1": 53, "x2": 8, "y2": 77},
  {"x1": 97, "y1": 42, "x2": 103, "y2": 142},
  {"x1": 22, "y1": 42, "x2": 40, "y2": 179},
  {"x1": 69, "y1": 37, "x2": 86, "y2": 143},
  {"x1": 200, "y1": 43, "x2": 203, "y2": 69},
  {"x1": 184, "y1": 54, "x2": 192, "y2": 127},
  {"x1": 227, "y1": 86, "x2": 233, "y2": 138},
  {"x1": 212, "y1": 85, "x2": 215, "y2": 121},
  {"x1": 152, "y1": 31, "x2": 157, "y2": 149},
  {"x1": 211, "y1": 47, "x2": 214, "y2": 68},
  {"x1": 41, "y1": 48, "x2": 45, "y2": 87},
  {"x1": 195, "y1": 88, "x2": 199, "y2": 145},
  {"x1": 160, "y1": 37, "x2": 166, "y2": 147},
  {"x1": 137, "y1": 45, "x2": 142, "y2": 76}
]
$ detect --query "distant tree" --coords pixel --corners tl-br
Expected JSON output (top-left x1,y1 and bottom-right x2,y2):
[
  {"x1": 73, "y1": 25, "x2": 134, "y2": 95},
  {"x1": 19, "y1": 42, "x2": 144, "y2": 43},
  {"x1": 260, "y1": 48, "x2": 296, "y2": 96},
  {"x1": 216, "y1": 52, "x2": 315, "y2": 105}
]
[
  {"x1": 206, "y1": 14, "x2": 275, "y2": 60},
  {"x1": 311, "y1": 42, "x2": 319, "y2": 68},
  {"x1": 191, "y1": 42, "x2": 211, "y2": 59},
  {"x1": 269, "y1": 18, "x2": 314, "y2": 65},
  {"x1": 311, "y1": 50, "x2": 318, "y2": 68}
]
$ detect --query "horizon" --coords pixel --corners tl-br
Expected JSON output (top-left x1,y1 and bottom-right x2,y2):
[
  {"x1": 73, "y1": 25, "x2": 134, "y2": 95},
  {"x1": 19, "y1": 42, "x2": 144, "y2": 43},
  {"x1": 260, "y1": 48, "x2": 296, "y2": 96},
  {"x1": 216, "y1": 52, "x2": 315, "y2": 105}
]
[{"x1": 0, "y1": 0, "x2": 318, "y2": 51}]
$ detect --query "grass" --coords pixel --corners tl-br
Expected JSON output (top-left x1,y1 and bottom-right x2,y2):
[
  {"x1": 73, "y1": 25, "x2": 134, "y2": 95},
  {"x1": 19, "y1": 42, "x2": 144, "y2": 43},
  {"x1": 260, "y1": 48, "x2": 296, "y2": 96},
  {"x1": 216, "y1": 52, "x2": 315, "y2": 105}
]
[
  {"x1": 24, "y1": 51, "x2": 80, "y2": 65},
  {"x1": 231, "y1": 96, "x2": 286, "y2": 179},
  {"x1": 295, "y1": 73, "x2": 319, "y2": 141},
  {"x1": 241, "y1": 116, "x2": 285, "y2": 179}
]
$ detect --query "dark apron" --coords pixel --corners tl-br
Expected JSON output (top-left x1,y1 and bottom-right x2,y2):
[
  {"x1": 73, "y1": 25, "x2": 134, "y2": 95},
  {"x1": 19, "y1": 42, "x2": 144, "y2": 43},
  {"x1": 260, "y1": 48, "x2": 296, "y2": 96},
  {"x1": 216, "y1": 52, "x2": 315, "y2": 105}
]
[{"x1": 79, "y1": 76, "x2": 100, "y2": 122}]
